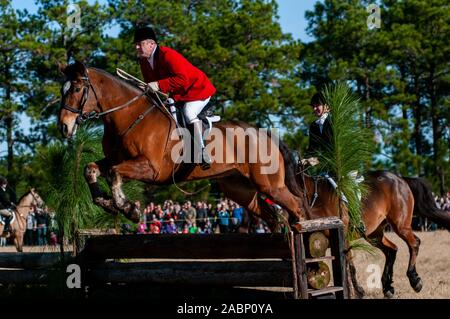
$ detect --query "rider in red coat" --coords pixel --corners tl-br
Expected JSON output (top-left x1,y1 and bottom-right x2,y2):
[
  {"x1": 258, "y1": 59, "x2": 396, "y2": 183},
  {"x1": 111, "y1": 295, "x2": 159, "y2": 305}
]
[{"x1": 134, "y1": 26, "x2": 216, "y2": 169}]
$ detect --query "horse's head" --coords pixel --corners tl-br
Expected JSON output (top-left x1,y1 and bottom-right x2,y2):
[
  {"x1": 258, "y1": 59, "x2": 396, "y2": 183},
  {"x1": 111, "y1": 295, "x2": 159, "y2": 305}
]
[
  {"x1": 29, "y1": 188, "x2": 45, "y2": 209},
  {"x1": 58, "y1": 61, "x2": 100, "y2": 138}
]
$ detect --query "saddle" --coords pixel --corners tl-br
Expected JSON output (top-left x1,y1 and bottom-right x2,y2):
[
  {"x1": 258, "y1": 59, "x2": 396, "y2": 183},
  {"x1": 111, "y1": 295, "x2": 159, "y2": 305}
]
[
  {"x1": 0, "y1": 212, "x2": 14, "y2": 235},
  {"x1": 168, "y1": 100, "x2": 221, "y2": 132}
]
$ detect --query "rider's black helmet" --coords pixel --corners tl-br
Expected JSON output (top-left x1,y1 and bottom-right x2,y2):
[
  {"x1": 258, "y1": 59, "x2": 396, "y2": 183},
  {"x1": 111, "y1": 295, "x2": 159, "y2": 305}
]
[
  {"x1": 134, "y1": 25, "x2": 157, "y2": 43},
  {"x1": 310, "y1": 92, "x2": 325, "y2": 107}
]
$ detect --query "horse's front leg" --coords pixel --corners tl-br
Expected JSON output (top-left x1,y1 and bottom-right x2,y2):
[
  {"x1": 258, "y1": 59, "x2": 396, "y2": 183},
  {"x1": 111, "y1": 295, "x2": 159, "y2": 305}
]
[
  {"x1": 85, "y1": 158, "x2": 121, "y2": 217},
  {"x1": 110, "y1": 156, "x2": 158, "y2": 223}
]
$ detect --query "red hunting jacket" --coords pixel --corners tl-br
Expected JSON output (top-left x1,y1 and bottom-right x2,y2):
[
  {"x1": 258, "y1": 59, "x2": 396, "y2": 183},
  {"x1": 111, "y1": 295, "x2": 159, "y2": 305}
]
[{"x1": 139, "y1": 46, "x2": 216, "y2": 102}]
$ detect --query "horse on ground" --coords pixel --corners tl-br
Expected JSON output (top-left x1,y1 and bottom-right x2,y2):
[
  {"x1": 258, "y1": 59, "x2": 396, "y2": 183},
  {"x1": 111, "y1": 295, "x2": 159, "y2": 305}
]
[
  {"x1": 229, "y1": 140, "x2": 449, "y2": 298},
  {"x1": 0, "y1": 189, "x2": 45, "y2": 252},
  {"x1": 295, "y1": 166, "x2": 450, "y2": 298}
]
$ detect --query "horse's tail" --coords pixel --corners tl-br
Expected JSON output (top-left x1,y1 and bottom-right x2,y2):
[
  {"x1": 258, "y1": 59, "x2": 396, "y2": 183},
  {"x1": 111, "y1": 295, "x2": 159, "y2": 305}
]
[{"x1": 402, "y1": 176, "x2": 450, "y2": 230}]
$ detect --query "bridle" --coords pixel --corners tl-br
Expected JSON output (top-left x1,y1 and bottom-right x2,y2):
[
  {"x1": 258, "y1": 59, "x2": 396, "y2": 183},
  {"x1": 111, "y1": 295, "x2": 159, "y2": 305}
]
[
  {"x1": 29, "y1": 190, "x2": 44, "y2": 210},
  {"x1": 61, "y1": 69, "x2": 151, "y2": 127},
  {"x1": 15, "y1": 190, "x2": 44, "y2": 210},
  {"x1": 62, "y1": 74, "x2": 102, "y2": 125}
]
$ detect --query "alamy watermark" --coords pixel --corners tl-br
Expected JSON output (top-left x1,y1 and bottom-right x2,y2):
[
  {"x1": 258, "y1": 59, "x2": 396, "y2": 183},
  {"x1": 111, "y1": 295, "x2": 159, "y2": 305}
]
[
  {"x1": 66, "y1": 263, "x2": 81, "y2": 289},
  {"x1": 367, "y1": 4, "x2": 381, "y2": 29},
  {"x1": 170, "y1": 127, "x2": 280, "y2": 174},
  {"x1": 366, "y1": 263, "x2": 382, "y2": 289},
  {"x1": 65, "y1": 3, "x2": 81, "y2": 44}
]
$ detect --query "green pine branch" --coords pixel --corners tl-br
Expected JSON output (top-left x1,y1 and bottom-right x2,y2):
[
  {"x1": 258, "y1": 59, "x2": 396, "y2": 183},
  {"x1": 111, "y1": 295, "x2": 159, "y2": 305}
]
[{"x1": 319, "y1": 82, "x2": 376, "y2": 239}]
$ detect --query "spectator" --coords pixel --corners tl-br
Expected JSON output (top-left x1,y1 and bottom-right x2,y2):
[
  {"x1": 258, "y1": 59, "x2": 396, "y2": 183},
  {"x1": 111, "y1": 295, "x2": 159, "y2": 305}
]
[
  {"x1": 144, "y1": 202, "x2": 155, "y2": 228},
  {"x1": 181, "y1": 223, "x2": 190, "y2": 234},
  {"x1": 163, "y1": 218, "x2": 178, "y2": 234},
  {"x1": 35, "y1": 208, "x2": 48, "y2": 246},
  {"x1": 185, "y1": 201, "x2": 197, "y2": 225},
  {"x1": 231, "y1": 203, "x2": 244, "y2": 232},
  {"x1": 217, "y1": 204, "x2": 230, "y2": 233},
  {"x1": 25, "y1": 209, "x2": 36, "y2": 246},
  {"x1": 49, "y1": 231, "x2": 58, "y2": 246},
  {"x1": 137, "y1": 220, "x2": 147, "y2": 234},
  {"x1": 255, "y1": 222, "x2": 265, "y2": 234},
  {"x1": 196, "y1": 201, "x2": 208, "y2": 231},
  {"x1": 203, "y1": 218, "x2": 214, "y2": 234},
  {"x1": 149, "y1": 215, "x2": 161, "y2": 234},
  {"x1": 176, "y1": 206, "x2": 187, "y2": 230},
  {"x1": 189, "y1": 222, "x2": 198, "y2": 234}
]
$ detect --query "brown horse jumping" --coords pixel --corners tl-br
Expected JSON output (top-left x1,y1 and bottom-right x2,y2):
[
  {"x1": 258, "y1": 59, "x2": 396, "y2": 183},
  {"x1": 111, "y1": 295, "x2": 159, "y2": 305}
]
[
  {"x1": 57, "y1": 61, "x2": 308, "y2": 229},
  {"x1": 296, "y1": 169, "x2": 450, "y2": 298},
  {"x1": 0, "y1": 189, "x2": 45, "y2": 252}
]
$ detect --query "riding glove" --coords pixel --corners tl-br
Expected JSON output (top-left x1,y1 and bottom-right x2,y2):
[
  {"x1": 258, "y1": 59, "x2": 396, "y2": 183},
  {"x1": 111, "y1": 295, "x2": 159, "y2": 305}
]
[{"x1": 147, "y1": 81, "x2": 159, "y2": 93}]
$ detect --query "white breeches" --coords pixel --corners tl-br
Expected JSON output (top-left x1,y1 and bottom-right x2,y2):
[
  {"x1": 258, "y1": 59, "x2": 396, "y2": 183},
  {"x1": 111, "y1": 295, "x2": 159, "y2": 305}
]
[{"x1": 183, "y1": 97, "x2": 211, "y2": 124}]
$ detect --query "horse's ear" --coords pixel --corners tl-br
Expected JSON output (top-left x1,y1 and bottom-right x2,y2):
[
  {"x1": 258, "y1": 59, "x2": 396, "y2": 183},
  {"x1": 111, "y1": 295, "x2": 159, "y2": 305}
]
[
  {"x1": 74, "y1": 60, "x2": 88, "y2": 75},
  {"x1": 58, "y1": 62, "x2": 67, "y2": 75},
  {"x1": 30, "y1": 187, "x2": 35, "y2": 193}
]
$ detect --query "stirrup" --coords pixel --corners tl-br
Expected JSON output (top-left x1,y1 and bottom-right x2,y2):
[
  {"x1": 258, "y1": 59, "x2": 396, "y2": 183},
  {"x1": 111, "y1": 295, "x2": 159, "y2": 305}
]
[{"x1": 200, "y1": 149, "x2": 211, "y2": 170}]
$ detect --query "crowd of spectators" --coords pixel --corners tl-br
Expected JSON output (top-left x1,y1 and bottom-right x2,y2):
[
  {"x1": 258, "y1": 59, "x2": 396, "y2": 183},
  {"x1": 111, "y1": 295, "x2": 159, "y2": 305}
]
[
  {"x1": 5, "y1": 191, "x2": 447, "y2": 247},
  {"x1": 131, "y1": 198, "x2": 270, "y2": 235},
  {"x1": 0, "y1": 207, "x2": 58, "y2": 247},
  {"x1": 435, "y1": 194, "x2": 450, "y2": 211},
  {"x1": 411, "y1": 193, "x2": 450, "y2": 231}
]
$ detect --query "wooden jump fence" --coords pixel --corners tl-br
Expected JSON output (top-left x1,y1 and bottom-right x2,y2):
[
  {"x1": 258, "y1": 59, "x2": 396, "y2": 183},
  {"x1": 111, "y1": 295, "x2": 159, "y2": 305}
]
[{"x1": 0, "y1": 216, "x2": 348, "y2": 299}]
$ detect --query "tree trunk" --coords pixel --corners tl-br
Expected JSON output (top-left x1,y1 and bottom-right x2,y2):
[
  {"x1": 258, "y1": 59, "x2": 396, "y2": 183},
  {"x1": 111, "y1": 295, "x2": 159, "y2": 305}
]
[
  {"x1": 5, "y1": 83, "x2": 15, "y2": 191},
  {"x1": 364, "y1": 73, "x2": 371, "y2": 128},
  {"x1": 428, "y1": 69, "x2": 445, "y2": 196},
  {"x1": 412, "y1": 72, "x2": 423, "y2": 176}
]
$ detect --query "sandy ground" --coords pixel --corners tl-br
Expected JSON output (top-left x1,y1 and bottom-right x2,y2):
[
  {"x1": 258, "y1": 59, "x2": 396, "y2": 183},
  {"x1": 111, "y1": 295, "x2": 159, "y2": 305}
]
[{"x1": 351, "y1": 230, "x2": 450, "y2": 299}]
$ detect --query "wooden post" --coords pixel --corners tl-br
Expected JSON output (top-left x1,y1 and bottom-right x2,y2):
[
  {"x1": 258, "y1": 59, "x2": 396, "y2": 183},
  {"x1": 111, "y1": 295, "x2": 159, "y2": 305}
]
[
  {"x1": 329, "y1": 227, "x2": 348, "y2": 299},
  {"x1": 288, "y1": 231, "x2": 299, "y2": 299},
  {"x1": 295, "y1": 233, "x2": 308, "y2": 299}
]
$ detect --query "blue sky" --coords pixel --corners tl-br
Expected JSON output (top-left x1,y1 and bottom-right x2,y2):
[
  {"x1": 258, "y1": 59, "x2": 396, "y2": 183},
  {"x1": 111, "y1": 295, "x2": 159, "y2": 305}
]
[
  {"x1": 11, "y1": 0, "x2": 317, "y2": 41},
  {"x1": 2, "y1": 0, "x2": 318, "y2": 154}
]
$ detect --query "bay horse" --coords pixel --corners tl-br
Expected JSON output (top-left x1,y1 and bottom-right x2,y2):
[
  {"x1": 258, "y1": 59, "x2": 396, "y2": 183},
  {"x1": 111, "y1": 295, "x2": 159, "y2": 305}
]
[
  {"x1": 295, "y1": 168, "x2": 450, "y2": 298},
  {"x1": 227, "y1": 139, "x2": 449, "y2": 298},
  {"x1": 57, "y1": 61, "x2": 308, "y2": 229},
  {"x1": 0, "y1": 189, "x2": 45, "y2": 252}
]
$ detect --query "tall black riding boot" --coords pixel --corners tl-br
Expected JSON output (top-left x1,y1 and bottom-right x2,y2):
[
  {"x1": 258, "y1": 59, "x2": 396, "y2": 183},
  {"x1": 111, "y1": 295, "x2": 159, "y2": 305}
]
[{"x1": 192, "y1": 120, "x2": 211, "y2": 170}]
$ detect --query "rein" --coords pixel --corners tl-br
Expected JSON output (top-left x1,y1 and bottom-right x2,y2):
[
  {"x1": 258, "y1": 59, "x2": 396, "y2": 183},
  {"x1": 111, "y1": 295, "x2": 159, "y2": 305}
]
[
  {"x1": 62, "y1": 67, "x2": 210, "y2": 194},
  {"x1": 62, "y1": 69, "x2": 176, "y2": 138},
  {"x1": 62, "y1": 74, "x2": 151, "y2": 126},
  {"x1": 296, "y1": 161, "x2": 321, "y2": 210}
]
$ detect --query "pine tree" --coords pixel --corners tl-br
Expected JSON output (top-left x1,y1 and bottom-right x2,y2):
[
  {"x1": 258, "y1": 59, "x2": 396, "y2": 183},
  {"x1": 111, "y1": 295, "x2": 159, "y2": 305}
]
[{"x1": 105, "y1": 0, "x2": 304, "y2": 127}]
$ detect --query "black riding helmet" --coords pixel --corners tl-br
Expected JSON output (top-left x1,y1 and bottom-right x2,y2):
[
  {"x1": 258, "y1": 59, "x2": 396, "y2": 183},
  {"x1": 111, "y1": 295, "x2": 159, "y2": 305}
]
[
  {"x1": 310, "y1": 92, "x2": 325, "y2": 107},
  {"x1": 134, "y1": 26, "x2": 157, "y2": 43}
]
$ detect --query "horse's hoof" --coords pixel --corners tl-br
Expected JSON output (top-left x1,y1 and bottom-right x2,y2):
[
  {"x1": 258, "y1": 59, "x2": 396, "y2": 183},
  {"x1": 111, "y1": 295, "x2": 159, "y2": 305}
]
[
  {"x1": 413, "y1": 278, "x2": 423, "y2": 292},
  {"x1": 383, "y1": 288, "x2": 395, "y2": 299},
  {"x1": 355, "y1": 288, "x2": 366, "y2": 299}
]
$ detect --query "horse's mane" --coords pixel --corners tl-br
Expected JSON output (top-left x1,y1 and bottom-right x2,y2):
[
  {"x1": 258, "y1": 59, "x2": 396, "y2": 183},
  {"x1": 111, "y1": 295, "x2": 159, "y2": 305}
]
[
  {"x1": 17, "y1": 189, "x2": 33, "y2": 204},
  {"x1": 89, "y1": 67, "x2": 144, "y2": 94}
]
